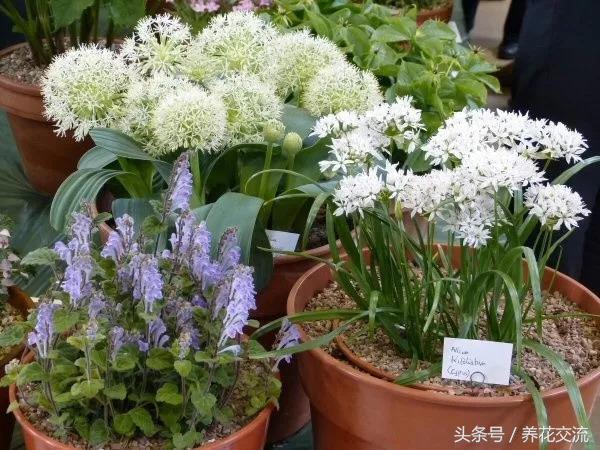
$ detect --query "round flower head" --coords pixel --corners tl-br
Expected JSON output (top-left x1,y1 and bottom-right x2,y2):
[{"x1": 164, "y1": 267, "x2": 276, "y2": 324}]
[
  {"x1": 119, "y1": 74, "x2": 195, "y2": 153},
  {"x1": 120, "y1": 14, "x2": 192, "y2": 75},
  {"x1": 301, "y1": 62, "x2": 383, "y2": 116},
  {"x1": 525, "y1": 184, "x2": 590, "y2": 231},
  {"x1": 183, "y1": 11, "x2": 276, "y2": 82},
  {"x1": 152, "y1": 86, "x2": 227, "y2": 155},
  {"x1": 333, "y1": 168, "x2": 385, "y2": 217},
  {"x1": 269, "y1": 29, "x2": 346, "y2": 98},
  {"x1": 209, "y1": 73, "x2": 283, "y2": 145},
  {"x1": 42, "y1": 45, "x2": 130, "y2": 141}
]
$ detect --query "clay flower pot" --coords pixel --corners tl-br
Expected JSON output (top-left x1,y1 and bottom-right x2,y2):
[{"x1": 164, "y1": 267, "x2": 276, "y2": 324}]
[
  {"x1": 0, "y1": 286, "x2": 35, "y2": 450},
  {"x1": 0, "y1": 43, "x2": 92, "y2": 195},
  {"x1": 417, "y1": 0, "x2": 454, "y2": 25},
  {"x1": 288, "y1": 261, "x2": 600, "y2": 450},
  {"x1": 10, "y1": 380, "x2": 274, "y2": 450}
]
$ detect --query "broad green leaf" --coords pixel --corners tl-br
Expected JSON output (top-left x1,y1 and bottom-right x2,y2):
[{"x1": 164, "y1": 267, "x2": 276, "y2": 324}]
[
  {"x1": 88, "y1": 419, "x2": 109, "y2": 446},
  {"x1": 129, "y1": 407, "x2": 156, "y2": 437},
  {"x1": 104, "y1": 383, "x2": 127, "y2": 400},
  {"x1": 77, "y1": 146, "x2": 117, "y2": 170},
  {"x1": 73, "y1": 379, "x2": 104, "y2": 398},
  {"x1": 110, "y1": 0, "x2": 146, "y2": 27},
  {"x1": 156, "y1": 383, "x2": 183, "y2": 405},
  {"x1": 53, "y1": 310, "x2": 80, "y2": 333},
  {"x1": 113, "y1": 353, "x2": 136, "y2": 371},
  {"x1": 146, "y1": 348, "x2": 174, "y2": 371},
  {"x1": 112, "y1": 198, "x2": 154, "y2": 236},
  {"x1": 0, "y1": 324, "x2": 26, "y2": 347},
  {"x1": 20, "y1": 247, "x2": 58, "y2": 267},
  {"x1": 281, "y1": 104, "x2": 316, "y2": 140},
  {"x1": 372, "y1": 24, "x2": 409, "y2": 43},
  {"x1": 50, "y1": 0, "x2": 95, "y2": 29},
  {"x1": 114, "y1": 413, "x2": 135, "y2": 436},
  {"x1": 174, "y1": 360, "x2": 192, "y2": 378},
  {"x1": 190, "y1": 390, "x2": 216, "y2": 421},
  {"x1": 17, "y1": 362, "x2": 45, "y2": 385},
  {"x1": 173, "y1": 430, "x2": 203, "y2": 450},
  {"x1": 50, "y1": 168, "x2": 127, "y2": 231}
]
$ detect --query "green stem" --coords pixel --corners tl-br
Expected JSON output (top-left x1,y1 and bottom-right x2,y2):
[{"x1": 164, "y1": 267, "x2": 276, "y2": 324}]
[
  {"x1": 189, "y1": 151, "x2": 204, "y2": 208},
  {"x1": 258, "y1": 143, "x2": 274, "y2": 201}
]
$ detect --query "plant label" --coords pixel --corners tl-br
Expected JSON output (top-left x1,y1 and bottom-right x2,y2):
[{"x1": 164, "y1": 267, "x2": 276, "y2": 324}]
[
  {"x1": 266, "y1": 230, "x2": 300, "y2": 255},
  {"x1": 442, "y1": 337, "x2": 513, "y2": 385}
]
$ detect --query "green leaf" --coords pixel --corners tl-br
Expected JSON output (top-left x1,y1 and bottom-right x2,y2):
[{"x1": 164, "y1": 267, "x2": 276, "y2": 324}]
[
  {"x1": 372, "y1": 24, "x2": 409, "y2": 43},
  {"x1": 129, "y1": 407, "x2": 156, "y2": 437},
  {"x1": 146, "y1": 348, "x2": 174, "y2": 371},
  {"x1": 142, "y1": 215, "x2": 169, "y2": 237},
  {"x1": 73, "y1": 379, "x2": 104, "y2": 398},
  {"x1": 281, "y1": 104, "x2": 316, "y2": 140},
  {"x1": 173, "y1": 430, "x2": 203, "y2": 450},
  {"x1": 190, "y1": 389, "x2": 216, "y2": 422},
  {"x1": 50, "y1": 0, "x2": 95, "y2": 29},
  {"x1": 112, "y1": 198, "x2": 154, "y2": 237},
  {"x1": 174, "y1": 360, "x2": 192, "y2": 378},
  {"x1": 17, "y1": 362, "x2": 45, "y2": 385},
  {"x1": 50, "y1": 168, "x2": 127, "y2": 231},
  {"x1": 77, "y1": 146, "x2": 117, "y2": 170},
  {"x1": 21, "y1": 247, "x2": 58, "y2": 266},
  {"x1": 53, "y1": 309, "x2": 80, "y2": 333},
  {"x1": 103, "y1": 383, "x2": 127, "y2": 400},
  {"x1": 156, "y1": 383, "x2": 183, "y2": 405},
  {"x1": 88, "y1": 419, "x2": 109, "y2": 446},
  {"x1": 0, "y1": 323, "x2": 27, "y2": 347},
  {"x1": 113, "y1": 353, "x2": 136, "y2": 372},
  {"x1": 114, "y1": 413, "x2": 135, "y2": 436},
  {"x1": 7, "y1": 401, "x2": 19, "y2": 413},
  {"x1": 110, "y1": 0, "x2": 146, "y2": 27}
]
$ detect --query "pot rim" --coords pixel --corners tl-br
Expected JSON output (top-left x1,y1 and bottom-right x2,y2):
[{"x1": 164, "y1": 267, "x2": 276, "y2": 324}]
[
  {"x1": 9, "y1": 380, "x2": 275, "y2": 450},
  {"x1": 0, "y1": 43, "x2": 42, "y2": 96},
  {"x1": 287, "y1": 261, "x2": 600, "y2": 408}
]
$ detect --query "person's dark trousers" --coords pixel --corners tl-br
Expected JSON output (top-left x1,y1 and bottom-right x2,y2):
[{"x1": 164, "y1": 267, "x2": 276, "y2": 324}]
[
  {"x1": 462, "y1": 0, "x2": 480, "y2": 33},
  {"x1": 512, "y1": 0, "x2": 600, "y2": 293},
  {"x1": 501, "y1": 0, "x2": 526, "y2": 45}
]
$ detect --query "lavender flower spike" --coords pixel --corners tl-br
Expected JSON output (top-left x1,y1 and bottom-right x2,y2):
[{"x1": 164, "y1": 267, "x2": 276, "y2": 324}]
[
  {"x1": 130, "y1": 254, "x2": 164, "y2": 313},
  {"x1": 273, "y1": 318, "x2": 302, "y2": 370},
  {"x1": 101, "y1": 214, "x2": 136, "y2": 262},
  {"x1": 148, "y1": 318, "x2": 170, "y2": 348},
  {"x1": 217, "y1": 265, "x2": 256, "y2": 348},
  {"x1": 169, "y1": 152, "x2": 193, "y2": 213},
  {"x1": 28, "y1": 303, "x2": 60, "y2": 358}
]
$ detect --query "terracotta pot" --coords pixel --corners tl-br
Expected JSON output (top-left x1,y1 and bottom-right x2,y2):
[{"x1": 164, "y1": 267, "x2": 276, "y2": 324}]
[
  {"x1": 10, "y1": 379, "x2": 274, "y2": 450},
  {"x1": 0, "y1": 286, "x2": 35, "y2": 450},
  {"x1": 417, "y1": 0, "x2": 454, "y2": 25},
  {"x1": 288, "y1": 261, "x2": 600, "y2": 450},
  {"x1": 0, "y1": 43, "x2": 92, "y2": 195}
]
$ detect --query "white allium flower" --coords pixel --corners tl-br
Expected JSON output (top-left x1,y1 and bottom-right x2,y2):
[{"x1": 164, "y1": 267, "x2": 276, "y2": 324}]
[
  {"x1": 311, "y1": 111, "x2": 364, "y2": 139},
  {"x1": 121, "y1": 14, "x2": 192, "y2": 75},
  {"x1": 302, "y1": 62, "x2": 383, "y2": 116},
  {"x1": 209, "y1": 73, "x2": 283, "y2": 145},
  {"x1": 333, "y1": 169, "x2": 385, "y2": 216},
  {"x1": 525, "y1": 184, "x2": 590, "y2": 231},
  {"x1": 42, "y1": 45, "x2": 130, "y2": 141},
  {"x1": 392, "y1": 169, "x2": 454, "y2": 219},
  {"x1": 152, "y1": 86, "x2": 227, "y2": 155},
  {"x1": 537, "y1": 121, "x2": 588, "y2": 163},
  {"x1": 119, "y1": 74, "x2": 195, "y2": 153},
  {"x1": 268, "y1": 29, "x2": 347, "y2": 97},
  {"x1": 440, "y1": 195, "x2": 496, "y2": 248},
  {"x1": 319, "y1": 127, "x2": 387, "y2": 175},
  {"x1": 184, "y1": 11, "x2": 276, "y2": 82}
]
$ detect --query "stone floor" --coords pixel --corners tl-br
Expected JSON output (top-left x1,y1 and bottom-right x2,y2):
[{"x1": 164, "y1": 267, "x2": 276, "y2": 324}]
[{"x1": 5, "y1": 1, "x2": 599, "y2": 449}]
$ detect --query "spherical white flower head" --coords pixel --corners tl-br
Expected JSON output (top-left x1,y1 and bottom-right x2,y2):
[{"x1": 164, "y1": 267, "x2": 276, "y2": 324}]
[
  {"x1": 333, "y1": 169, "x2": 385, "y2": 217},
  {"x1": 269, "y1": 29, "x2": 347, "y2": 98},
  {"x1": 537, "y1": 121, "x2": 588, "y2": 163},
  {"x1": 525, "y1": 184, "x2": 590, "y2": 231},
  {"x1": 119, "y1": 74, "x2": 195, "y2": 153},
  {"x1": 184, "y1": 11, "x2": 276, "y2": 82},
  {"x1": 42, "y1": 45, "x2": 130, "y2": 141},
  {"x1": 121, "y1": 14, "x2": 191, "y2": 75},
  {"x1": 312, "y1": 111, "x2": 364, "y2": 139},
  {"x1": 441, "y1": 195, "x2": 495, "y2": 248},
  {"x1": 394, "y1": 169, "x2": 454, "y2": 219},
  {"x1": 302, "y1": 62, "x2": 383, "y2": 117},
  {"x1": 209, "y1": 73, "x2": 283, "y2": 145},
  {"x1": 152, "y1": 86, "x2": 227, "y2": 155}
]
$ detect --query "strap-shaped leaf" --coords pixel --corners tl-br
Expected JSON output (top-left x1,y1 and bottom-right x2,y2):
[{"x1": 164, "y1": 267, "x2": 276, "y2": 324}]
[
  {"x1": 78, "y1": 146, "x2": 117, "y2": 169},
  {"x1": 50, "y1": 169, "x2": 127, "y2": 231},
  {"x1": 112, "y1": 198, "x2": 154, "y2": 237},
  {"x1": 281, "y1": 104, "x2": 317, "y2": 139}
]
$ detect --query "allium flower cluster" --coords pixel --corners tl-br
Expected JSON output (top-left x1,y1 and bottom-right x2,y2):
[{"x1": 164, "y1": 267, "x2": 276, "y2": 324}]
[
  {"x1": 315, "y1": 97, "x2": 424, "y2": 176},
  {"x1": 525, "y1": 184, "x2": 590, "y2": 231},
  {"x1": 42, "y1": 45, "x2": 131, "y2": 141},
  {"x1": 424, "y1": 109, "x2": 588, "y2": 166},
  {"x1": 333, "y1": 168, "x2": 385, "y2": 216}
]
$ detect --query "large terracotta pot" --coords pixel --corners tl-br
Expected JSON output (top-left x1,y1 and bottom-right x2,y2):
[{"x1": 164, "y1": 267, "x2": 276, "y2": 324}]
[
  {"x1": 10, "y1": 380, "x2": 274, "y2": 450},
  {"x1": 417, "y1": 0, "x2": 454, "y2": 25},
  {"x1": 0, "y1": 43, "x2": 92, "y2": 195},
  {"x1": 0, "y1": 286, "x2": 35, "y2": 450},
  {"x1": 288, "y1": 261, "x2": 600, "y2": 450}
]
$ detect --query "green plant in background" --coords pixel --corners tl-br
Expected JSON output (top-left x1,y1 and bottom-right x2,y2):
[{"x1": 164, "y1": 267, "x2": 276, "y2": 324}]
[
  {"x1": 0, "y1": 160, "x2": 295, "y2": 448},
  {"x1": 253, "y1": 109, "x2": 598, "y2": 450},
  {"x1": 0, "y1": 0, "x2": 157, "y2": 67},
  {"x1": 266, "y1": 0, "x2": 499, "y2": 129},
  {"x1": 378, "y1": 0, "x2": 450, "y2": 10}
]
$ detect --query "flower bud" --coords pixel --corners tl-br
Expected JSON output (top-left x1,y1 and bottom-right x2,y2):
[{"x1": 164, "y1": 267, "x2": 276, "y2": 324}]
[
  {"x1": 262, "y1": 120, "x2": 285, "y2": 144},
  {"x1": 282, "y1": 132, "x2": 303, "y2": 159}
]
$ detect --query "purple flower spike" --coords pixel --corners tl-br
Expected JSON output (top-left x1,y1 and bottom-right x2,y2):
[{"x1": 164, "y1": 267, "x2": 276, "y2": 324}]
[
  {"x1": 169, "y1": 152, "x2": 193, "y2": 213},
  {"x1": 27, "y1": 303, "x2": 60, "y2": 358},
  {"x1": 217, "y1": 265, "x2": 256, "y2": 348},
  {"x1": 273, "y1": 318, "x2": 302, "y2": 370},
  {"x1": 61, "y1": 255, "x2": 93, "y2": 307},
  {"x1": 101, "y1": 214, "x2": 136, "y2": 262},
  {"x1": 88, "y1": 295, "x2": 106, "y2": 320},
  {"x1": 148, "y1": 318, "x2": 169, "y2": 349},
  {"x1": 218, "y1": 228, "x2": 241, "y2": 274},
  {"x1": 130, "y1": 255, "x2": 163, "y2": 314}
]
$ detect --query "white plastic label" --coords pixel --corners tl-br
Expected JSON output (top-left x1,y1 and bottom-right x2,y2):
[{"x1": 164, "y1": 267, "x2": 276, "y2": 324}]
[
  {"x1": 266, "y1": 230, "x2": 300, "y2": 254},
  {"x1": 442, "y1": 337, "x2": 513, "y2": 385}
]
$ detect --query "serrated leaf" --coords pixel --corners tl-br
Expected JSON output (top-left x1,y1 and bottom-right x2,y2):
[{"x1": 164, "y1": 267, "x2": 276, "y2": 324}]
[
  {"x1": 21, "y1": 247, "x2": 58, "y2": 266},
  {"x1": 173, "y1": 430, "x2": 203, "y2": 450},
  {"x1": 113, "y1": 353, "x2": 136, "y2": 372},
  {"x1": 104, "y1": 383, "x2": 127, "y2": 400},
  {"x1": 0, "y1": 323, "x2": 26, "y2": 347},
  {"x1": 89, "y1": 418, "x2": 109, "y2": 446},
  {"x1": 114, "y1": 413, "x2": 135, "y2": 436},
  {"x1": 146, "y1": 348, "x2": 173, "y2": 371},
  {"x1": 156, "y1": 383, "x2": 183, "y2": 405},
  {"x1": 53, "y1": 309, "x2": 80, "y2": 333},
  {"x1": 50, "y1": 0, "x2": 95, "y2": 29},
  {"x1": 17, "y1": 362, "x2": 45, "y2": 385},
  {"x1": 129, "y1": 407, "x2": 156, "y2": 436},
  {"x1": 190, "y1": 389, "x2": 216, "y2": 421},
  {"x1": 174, "y1": 360, "x2": 192, "y2": 378},
  {"x1": 110, "y1": 0, "x2": 146, "y2": 27},
  {"x1": 74, "y1": 379, "x2": 104, "y2": 398}
]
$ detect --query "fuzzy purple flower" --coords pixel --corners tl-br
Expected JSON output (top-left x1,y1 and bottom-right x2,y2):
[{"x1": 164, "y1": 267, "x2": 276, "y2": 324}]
[
  {"x1": 217, "y1": 265, "x2": 256, "y2": 347},
  {"x1": 169, "y1": 152, "x2": 193, "y2": 213},
  {"x1": 101, "y1": 214, "x2": 137, "y2": 263},
  {"x1": 130, "y1": 254, "x2": 163, "y2": 314},
  {"x1": 61, "y1": 255, "x2": 93, "y2": 307},
  {"x1": 217, "y1": 228, "x2": 241, "y2": 274},
  {"x1": 28, "y1": 303, "x2": 60, "y2": 358},
  {"x1": 273, "y1": 318, "x2": 302, "y2": 370},
  {"x1": 110, "y1": 326, "x2": 134, "y2": 362},
  {"x1": 88, "y1": 295, "x2": 105, "y2": 320},
  {"x1": 177, "y1": 331, "x2": 193, "y2": 359},
  {"x1": 148, "y1": 318, "x2": 170, "y2": 349}
]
